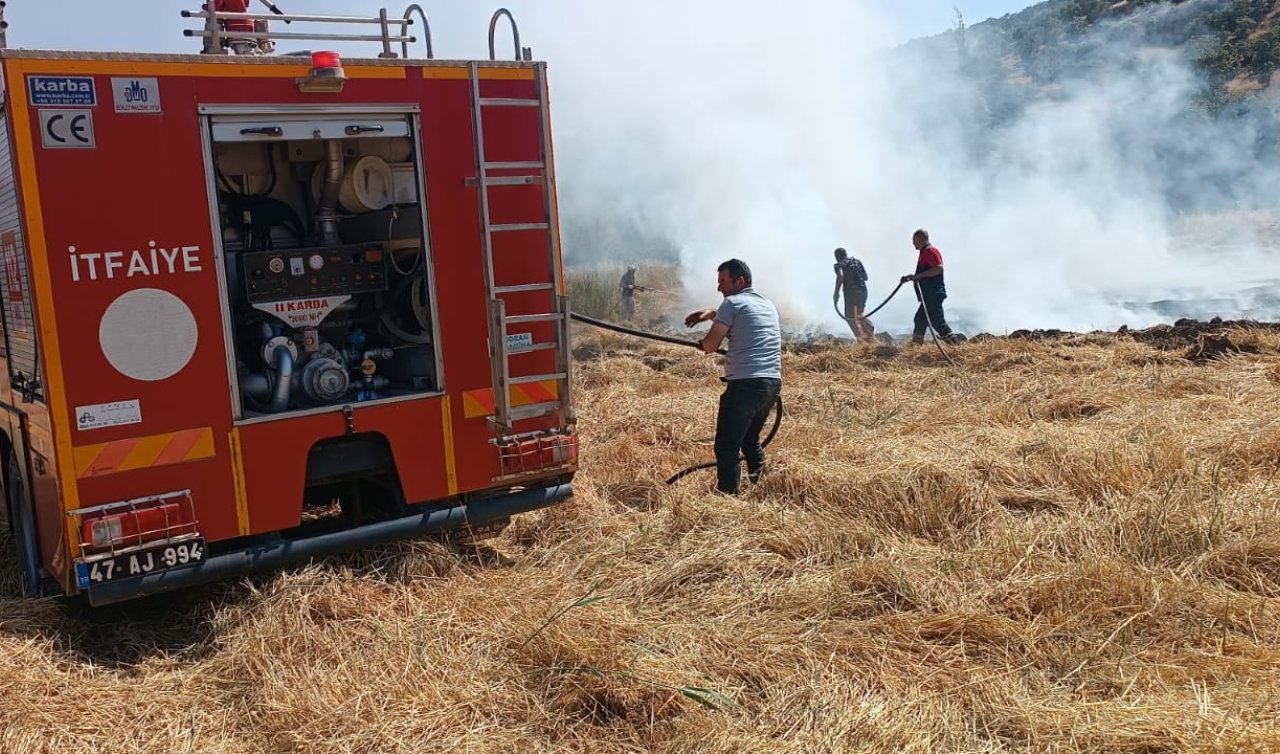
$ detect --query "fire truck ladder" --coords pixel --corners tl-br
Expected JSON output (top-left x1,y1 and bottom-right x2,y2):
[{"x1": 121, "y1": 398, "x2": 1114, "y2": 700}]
[{"x1": 469, "y1": 61, "x2": 572, "y2": 437}]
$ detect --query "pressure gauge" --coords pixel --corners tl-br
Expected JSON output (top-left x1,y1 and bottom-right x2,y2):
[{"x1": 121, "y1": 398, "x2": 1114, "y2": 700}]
[
  {"x1": 308, "y1": 253, "x2": 325, "y2": 272},
  {"x1": 268, "y1": 257, "x2": 285, "y2": 274}
]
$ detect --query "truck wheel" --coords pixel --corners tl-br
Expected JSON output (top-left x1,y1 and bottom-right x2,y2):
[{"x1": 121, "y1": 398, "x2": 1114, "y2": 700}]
[{"x1": 1, "y1": 450, "x2": 41, "y2": 597}]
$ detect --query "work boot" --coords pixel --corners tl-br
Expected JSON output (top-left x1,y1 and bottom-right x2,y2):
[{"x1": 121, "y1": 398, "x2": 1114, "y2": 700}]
[{"x1": 911, "y1": 335, "x2": 925, "y2": 346}]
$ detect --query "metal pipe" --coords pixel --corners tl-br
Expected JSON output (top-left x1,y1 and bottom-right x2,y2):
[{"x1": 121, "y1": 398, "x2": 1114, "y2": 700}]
[
  {"x1": 185, "y1": 29, "x2": 415, "y2": 43},
  {"x1": 378, "y1": 8, "x2": 394, "y2": 58},
  {"x1": 240, "y1": 370, "x2": 272, "y2": 403},
  {"x1": 270, "y1": 345, "x2": 294, "y2": 413},
  {"x1": 316, "y1": 140, "x2": 344, "y2": 246},
  {"x1": 183, "y1": 10, "x2": 410, "y2": 25},
  {"x1": 488, "y1": 8, "x2": 520, "y2": 62},
  {"x1": 402, "y1": 4, "x2": 433, "y2": 60},
  {"x1": 202, "y1": 3, "x2": 224, "y2": 54},
  {"x1": 255, "y1": 0, "x2": 292, "y2": 23},
  {"x1": 85, "y1": 483, "x2": 574, "y2": 606}
]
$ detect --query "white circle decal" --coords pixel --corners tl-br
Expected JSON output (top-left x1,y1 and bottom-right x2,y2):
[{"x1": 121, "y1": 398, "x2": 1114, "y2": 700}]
[{"x1": 99, "y1": 288, "x2": 199, "y2": 382}]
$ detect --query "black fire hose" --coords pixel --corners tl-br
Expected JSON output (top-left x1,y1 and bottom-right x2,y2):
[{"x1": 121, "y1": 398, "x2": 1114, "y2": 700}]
[
  {"x1": 663, "y1": 395, "x2": 782, "y2": 485},
  {"x1": 568, "y1": 311, "x2": 726, "y2": 355},
  {"x1": 912, "y1": 279, "x2": 958, "y2": 365},
  {"x1": 833, "y1": 279, "x2": 905, "y2": 325},
  {"x1": 568, "y1": 311, "x2": 784, "y2": 486},
  {"x1": 834, "y1": 279, "x2": 957, "y2": 364}
]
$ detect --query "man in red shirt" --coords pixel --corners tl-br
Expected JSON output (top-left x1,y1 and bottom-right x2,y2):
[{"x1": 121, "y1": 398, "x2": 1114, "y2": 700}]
[{"x1": 899, "y1": 229, "x2": 954, "y2": 345}]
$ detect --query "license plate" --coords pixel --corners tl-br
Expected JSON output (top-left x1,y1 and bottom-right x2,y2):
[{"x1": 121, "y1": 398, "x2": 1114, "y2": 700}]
[{"x1": 76, "y1": 538, "x2": 206, "y2": 589}]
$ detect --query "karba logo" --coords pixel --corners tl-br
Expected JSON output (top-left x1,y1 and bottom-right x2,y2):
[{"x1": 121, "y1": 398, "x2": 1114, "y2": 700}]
[
  {"x1": 32, "y1": 79, "x2": 92, "y2": 94},
  {"x1": 274, "y1": 300, "x2": 330, "y2": 313}
]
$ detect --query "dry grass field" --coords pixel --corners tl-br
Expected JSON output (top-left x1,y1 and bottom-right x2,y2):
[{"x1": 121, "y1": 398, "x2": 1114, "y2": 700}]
[{"x1": 2, "y1": 310, "x2": 1280, "y2": 752}]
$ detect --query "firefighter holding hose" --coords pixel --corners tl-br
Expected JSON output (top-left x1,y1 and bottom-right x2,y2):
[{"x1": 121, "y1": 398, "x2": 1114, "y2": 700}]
[
  {"x1": 685, "y1": 259, "x2": 783, "y2": 495},
  {"x1": 900, "y1": 228, "x2": 956, "y2": 345}
]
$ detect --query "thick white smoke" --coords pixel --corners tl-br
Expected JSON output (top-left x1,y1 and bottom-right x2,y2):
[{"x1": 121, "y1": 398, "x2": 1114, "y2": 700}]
[
  {"x1": 25, "y1": 0, "x2": 1273, "y2": 334},
  {"x1": 513, "y1": 0, "x2": 1280, "y2": 334}
]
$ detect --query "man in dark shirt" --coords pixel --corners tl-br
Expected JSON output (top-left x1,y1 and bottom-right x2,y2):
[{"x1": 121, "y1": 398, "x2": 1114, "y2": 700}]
[
  {"x1": 832, "y1": 247, "x2": 870, "y2": 341},
  {"x1": 900, "y1": 229, "x2": 954, "y2": 345},
  {"x1": 619, "y1": 265, "x2": 638, "y2": 321}
]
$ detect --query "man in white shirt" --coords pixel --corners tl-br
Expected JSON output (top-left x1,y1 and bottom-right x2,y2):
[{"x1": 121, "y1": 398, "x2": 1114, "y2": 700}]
[{"x1": 685, "y1": 259, "x2": 783, "y2": 494}]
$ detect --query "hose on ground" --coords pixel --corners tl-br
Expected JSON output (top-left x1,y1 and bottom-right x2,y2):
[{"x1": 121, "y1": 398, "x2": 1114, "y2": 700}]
[
  {"x1": 912, "y1": 280, "x2": 958, "y2": 366},
  {"x1": 568, "y1": 311, "x2": 783, "y2": 486},
  {"x1": 663, "y1": 395, "x2": 783, "y2": 485}
]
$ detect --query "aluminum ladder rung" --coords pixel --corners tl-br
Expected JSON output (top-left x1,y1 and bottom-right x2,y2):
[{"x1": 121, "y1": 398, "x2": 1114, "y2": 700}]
[
  {"x1": 484, "y1": 175, "x2": 542, "y2": 187},
  {"x1": 510, "y1": 401, "x2": 562, "y2": 420},
  {"x1": 510, "y1": 373, "x2": 567, "y2": 386},
  {"x1": 479, "y1": 97, "x2": 541, "y2": 108},
  {"x1": 494, "y1": 283, "x2": 555, "y2": 294},
  {"x1": 483, "y1": 161, "x2": 545, "y2": 171},
  {"x1": 505, "y1": 313, "x2": 562, "y2": 325},
  {"x1": 490, "y1": 223, "x2": 549, "y2": 233}
]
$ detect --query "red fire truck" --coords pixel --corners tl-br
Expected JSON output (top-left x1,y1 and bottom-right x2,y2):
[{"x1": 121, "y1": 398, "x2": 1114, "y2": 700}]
[{"x1": 0, "y1": 4, "x2": 576, "y2": 605}]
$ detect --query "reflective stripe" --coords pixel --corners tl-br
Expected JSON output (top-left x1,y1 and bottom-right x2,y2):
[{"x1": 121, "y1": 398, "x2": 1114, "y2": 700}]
[
  {"x1": 462, "y1": 380, "x2": 559, "y2": 419},
  {"x1": 73, "y1": 428, "x2": 216, "y2": 478}
]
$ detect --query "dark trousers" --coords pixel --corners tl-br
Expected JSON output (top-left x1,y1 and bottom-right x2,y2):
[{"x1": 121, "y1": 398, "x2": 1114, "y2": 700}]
[
  {"x1": 715, "y1": 377, "x2": 782, "y2": 493},
  {"x1": 913, "y1": 294, "x2": 952, "y2": 341}
]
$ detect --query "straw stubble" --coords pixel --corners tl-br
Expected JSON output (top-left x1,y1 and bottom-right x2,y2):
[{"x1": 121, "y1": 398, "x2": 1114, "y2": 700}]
[{"x1": 1, "y1": 328, "x2": 1279, "y2": 752}]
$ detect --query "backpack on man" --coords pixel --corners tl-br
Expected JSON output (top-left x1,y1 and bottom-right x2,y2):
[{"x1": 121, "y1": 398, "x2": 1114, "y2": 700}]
[{"x1": 840, "y1": 257, "x2": 868, "y2": 287}]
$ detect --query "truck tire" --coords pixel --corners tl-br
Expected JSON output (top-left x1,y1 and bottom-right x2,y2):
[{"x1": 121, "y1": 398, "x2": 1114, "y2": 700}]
[{"x1": 2, "y1": 450, "x2": 41, "y2": 597}]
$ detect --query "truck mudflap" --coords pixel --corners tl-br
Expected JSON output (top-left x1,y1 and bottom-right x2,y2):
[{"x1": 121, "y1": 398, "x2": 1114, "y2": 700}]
[{"x1": 83, "y1": 483, "x2": 573, "y2": 606}]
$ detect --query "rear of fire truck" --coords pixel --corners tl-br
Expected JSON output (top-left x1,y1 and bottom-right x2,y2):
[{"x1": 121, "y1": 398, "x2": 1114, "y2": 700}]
[{"x1": 0, "y1": 4, "x2": 576, "y2": 605}]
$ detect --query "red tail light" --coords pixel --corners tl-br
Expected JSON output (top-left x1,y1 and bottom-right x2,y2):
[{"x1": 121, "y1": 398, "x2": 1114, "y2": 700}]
[
  {"x1": 80, "y1": 502, "x2": 196, "y2": 551},
  {"x1": 499, "y1": 433, "x2": 577, "y2": 477}
]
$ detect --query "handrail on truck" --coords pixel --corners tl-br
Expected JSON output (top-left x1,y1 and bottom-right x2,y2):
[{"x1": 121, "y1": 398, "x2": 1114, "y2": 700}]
[
  {"x1": 488, "y1": 8, "x2": 532, "y2": 62},
  {"x1": 402, "y1": 4, "x2": 434, "y2": 60},
  {"x1": 182, "y1": 5, "x2": 418, "y2": 58}
]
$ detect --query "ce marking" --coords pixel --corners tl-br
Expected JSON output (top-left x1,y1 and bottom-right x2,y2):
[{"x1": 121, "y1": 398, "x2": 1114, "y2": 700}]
[{"x1": 39, "y1": 109, "x2": 96, "y2": 149}]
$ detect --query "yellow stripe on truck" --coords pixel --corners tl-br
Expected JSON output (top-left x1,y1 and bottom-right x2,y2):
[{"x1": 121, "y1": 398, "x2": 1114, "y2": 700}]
[
  {"x1": 441, "y1": 396, "x2": 458, "y2": 495},
  {"x1": 461, "y1": 380, "x2": 560, "y2": 419},
  {"x1": 72, "y1": 428, "x2": 216, "y2": 478},
  {"x1": 229, "y1": 428, "x2": 251, "y2": 536}
]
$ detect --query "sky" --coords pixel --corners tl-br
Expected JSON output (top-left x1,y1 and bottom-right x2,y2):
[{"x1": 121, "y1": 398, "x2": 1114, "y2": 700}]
[{"x1": 1, "y1": 1, "x2": 1036, "y2": 55}]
